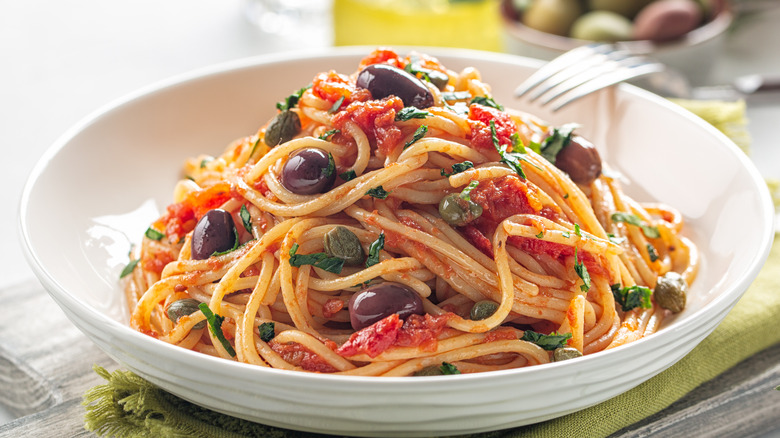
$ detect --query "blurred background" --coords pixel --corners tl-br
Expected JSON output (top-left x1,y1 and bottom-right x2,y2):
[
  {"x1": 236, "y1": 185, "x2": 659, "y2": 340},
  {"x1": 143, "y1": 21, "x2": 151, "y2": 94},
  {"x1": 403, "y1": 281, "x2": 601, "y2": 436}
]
[{"x1": 0, "y1": 0, "x2": 778, "y2": 427}]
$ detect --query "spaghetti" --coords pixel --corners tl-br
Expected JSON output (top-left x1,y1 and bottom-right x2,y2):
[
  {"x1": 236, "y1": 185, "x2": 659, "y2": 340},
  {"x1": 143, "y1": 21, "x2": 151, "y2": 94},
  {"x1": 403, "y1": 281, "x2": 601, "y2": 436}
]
[{"x1": 123, "y1": 48, "x2": 698, "y2": 376}]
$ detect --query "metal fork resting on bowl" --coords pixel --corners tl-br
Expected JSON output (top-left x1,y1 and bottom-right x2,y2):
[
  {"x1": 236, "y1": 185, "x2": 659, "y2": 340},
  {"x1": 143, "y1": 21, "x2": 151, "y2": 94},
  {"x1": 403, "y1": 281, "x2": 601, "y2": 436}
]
[{"x1": 514, "y1": 43, "x2": 666, "y2": 112}]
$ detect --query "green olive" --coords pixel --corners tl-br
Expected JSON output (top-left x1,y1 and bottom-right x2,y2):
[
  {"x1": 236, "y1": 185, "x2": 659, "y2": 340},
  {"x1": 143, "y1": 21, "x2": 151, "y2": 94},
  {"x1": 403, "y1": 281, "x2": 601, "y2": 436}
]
[
  {"x1": 323, "y1": 226, "x2": 365, "y2": 266},
  {"x1": 553, "y1": 346, "x2": 583, "y2": 361},
  {"x1": 570, "y1": 11, "x2": 634, "y2": 42},
  {"x1": 587, "y1": 0, "x2": 654, "y2": 19},
  {"x1": 522, "y1": 0, "x2": 584, "y2": 36},
  {"x1": 654, "y1": 271, "x2": 687, "y2": 313},
  {"x1": 166, "y1": 298, "x2": 206, "y2": 329},
  {"x1": 438, "y1": 193, "x2": 483, "y2": 227},
  {"x1": 470, "y1": 300, "x2": 499, "y2": 321},
  {"x1": 414, "y1": 366, "x2": 444, "y2": 376},
  {"x1": 264, "y1": 110, "x2": 301, "y2": 146}
]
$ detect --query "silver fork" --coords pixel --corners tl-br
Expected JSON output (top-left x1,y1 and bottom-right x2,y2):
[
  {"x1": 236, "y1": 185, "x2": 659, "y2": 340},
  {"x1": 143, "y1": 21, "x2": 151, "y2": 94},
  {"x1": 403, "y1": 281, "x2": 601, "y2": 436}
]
[{"x1": 514, "y1": 43, "x2": 666, "y2": 112}]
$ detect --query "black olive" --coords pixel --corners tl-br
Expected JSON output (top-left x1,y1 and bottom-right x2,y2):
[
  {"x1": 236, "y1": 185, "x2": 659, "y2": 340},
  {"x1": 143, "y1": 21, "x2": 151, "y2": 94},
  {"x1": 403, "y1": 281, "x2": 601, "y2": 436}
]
[
  {"x1": 356, "y1": 64, "x2": 434, "y2": 109},
  {"x1": 280, "y1": 148, "x2": 337, "y2": 195},
  {"x1": 264, "y1": 110, "x2": 301, "y2": 146},
  {"x1": 348, "y1": 282, "x2": 424, "y2": 331},
  {"x1": 554, "y1": 135, "x2": 602, "y2": 185},
  {"x1": 191, "y1": 209, "x2": 237, "y2": 260}
]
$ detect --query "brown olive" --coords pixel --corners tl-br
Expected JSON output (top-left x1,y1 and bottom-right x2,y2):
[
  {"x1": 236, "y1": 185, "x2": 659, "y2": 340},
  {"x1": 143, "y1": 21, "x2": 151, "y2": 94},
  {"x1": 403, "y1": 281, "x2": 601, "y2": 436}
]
[
  {"x1": 356, "y1": 64, "x2": 434, "y2": 109},
  {"x1": 554, "y1": 135, "x2": 602, "y2": 186},
  {"x1": 654, "y1": 271, "x2": 687, "y2": 313}
]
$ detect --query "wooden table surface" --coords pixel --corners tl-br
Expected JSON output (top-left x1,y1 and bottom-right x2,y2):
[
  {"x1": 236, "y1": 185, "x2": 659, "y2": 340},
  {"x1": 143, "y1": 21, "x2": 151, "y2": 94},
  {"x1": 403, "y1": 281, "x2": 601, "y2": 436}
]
[{"x1": 1, "y1": 279, "x2": 779, "y2": 437}]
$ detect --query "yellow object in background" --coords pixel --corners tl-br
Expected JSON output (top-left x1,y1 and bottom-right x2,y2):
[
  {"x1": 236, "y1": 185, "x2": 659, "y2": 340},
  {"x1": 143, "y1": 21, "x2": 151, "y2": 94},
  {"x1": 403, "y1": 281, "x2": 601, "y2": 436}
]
[{"x1": 333, "y1": 0, "x2": 503, "y2": 52}]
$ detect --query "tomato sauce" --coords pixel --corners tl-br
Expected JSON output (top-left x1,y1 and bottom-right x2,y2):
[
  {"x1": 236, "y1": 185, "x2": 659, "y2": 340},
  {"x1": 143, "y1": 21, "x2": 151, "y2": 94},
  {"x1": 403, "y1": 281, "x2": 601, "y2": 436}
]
[
  {"x1": 269, "y1": 341, "x2": 339, "y2": 373},
  {"x1": 311, "y1": 70, "x2": 371, "y2": 107},
  {"x1": 468, "y1": 104, "x2": 518, "y2": 153},
  {"x1": 337, "y1": 313, "x2": 453, "y2": 358},
  {"x1": 332, "y1": 96, "x2": 404, "y2": 156}
]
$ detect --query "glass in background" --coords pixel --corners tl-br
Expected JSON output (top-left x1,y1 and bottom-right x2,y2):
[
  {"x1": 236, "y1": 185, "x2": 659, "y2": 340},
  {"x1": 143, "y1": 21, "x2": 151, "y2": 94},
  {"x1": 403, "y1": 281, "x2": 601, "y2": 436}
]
[
  {"x1": 333, "y1": 0, "x2": 503, "y2": 52},
  {"x1": 243, "y1": 0, "x2": 334, "y2": 48}
]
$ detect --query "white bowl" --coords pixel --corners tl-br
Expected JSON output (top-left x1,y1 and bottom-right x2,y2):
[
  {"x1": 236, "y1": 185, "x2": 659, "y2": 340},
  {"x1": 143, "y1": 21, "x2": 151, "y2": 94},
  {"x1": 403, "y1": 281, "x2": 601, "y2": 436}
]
[{"x1": 19, "y1": 47, "x2": 774, "y2": 436}]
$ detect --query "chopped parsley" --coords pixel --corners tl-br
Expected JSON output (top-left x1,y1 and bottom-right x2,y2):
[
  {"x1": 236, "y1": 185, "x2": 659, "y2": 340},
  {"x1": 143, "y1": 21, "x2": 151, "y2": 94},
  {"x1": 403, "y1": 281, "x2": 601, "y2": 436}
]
[
  {"x1": 277, "y1": 85, "x2": 310, "y2": 111},
  {"x1": 647, "y1": 244, "x2": 659, "y2": 262},
  {"x1": 536, "y1": 230, "x2": 544, "y2": 238},
  {"x1": 322, "y1": 152, "x2": 336, "y2": 178},
  {"x1": 607, "y1": 233, "x2": 626, "y2": 245},
  {"x1": 339, "y1": 169, "x2": 357, "y2": 181},
  {"x1": 491, "y1": 121, "x2": 528, "y2": 179},
  {"x1": 396, "y1": 106, "x2": 430, "y2": 121},
  {"x1": 521, "y1": 330, "x2": 572, "y2": 350},
  {"x1": 318, "y1": 129, "x2": 340, "y2": 140},
  {"x1": 119, "y1": 259, "x2": 139, "y2": 278},
  {"x1": 365, "y1": 232, "x2": 385, "y2": 268},
  {"x1": 611, "y1": 284, "x2": 653, "y2": 312},
  {"x1": 470, "y1": 95, "x2": 504, "y2": 111},
  {"x1": 539, "y1": 123, "x2": 579, "y2": 163},
  {"x1": 288, "y1": 243, "x2": 344, "y2": 274},
  {"x1": 574, "y1": 247, "x2": 591, "y2": 292},
  {"x1": 249, "y1": 137, "x2": 262, "y2": 158},
  {"x1": 611, "y1": 212, "x2": 660, "y2": 239},
  {"x1": 440, "y1": 160, "x2": 474, "y2": 177},
  {"x1": 258, "y1": 322, "x2": 275, "y2": 342},
  {"x1": 459, "y1": 180, "x2": 479, "y2": 201},
  {"x1": 439, "y1": 362, "x2": 461, "y2": 375},
  {"x1": 198, "y1": 303, "x2": 236, "y2": 357},
  {"x1": 240, "y1": 204, "x2": 252, "y2": 233},
  {"x1": 211, "y1": 229, "x2": 240, "y2": 257},
  {"x1": 404, "y1": 125, "x2": 428, "y2": 149},
  {"x1": 441, "y1": 91, "x2": 472, "y2": 102},
  {"x1": 366, "y1": 186, "x2": 390, "y2": 199},
  {"x1": 145, "y1": 227, "x2": 164, "y2": 241},
  {"x1": 328, "y1": 95, "x2": 345, "y2": 114},
  {"x1": 199, "y1": 158, "x2": 211, "y2": 168}
]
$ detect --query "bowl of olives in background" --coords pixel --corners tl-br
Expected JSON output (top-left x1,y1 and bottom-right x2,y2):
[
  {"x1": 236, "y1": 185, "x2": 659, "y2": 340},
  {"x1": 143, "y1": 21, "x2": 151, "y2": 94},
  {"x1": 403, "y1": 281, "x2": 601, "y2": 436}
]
[{"x1": 501, "y1": 0, "x2": 733, "y2": 85}]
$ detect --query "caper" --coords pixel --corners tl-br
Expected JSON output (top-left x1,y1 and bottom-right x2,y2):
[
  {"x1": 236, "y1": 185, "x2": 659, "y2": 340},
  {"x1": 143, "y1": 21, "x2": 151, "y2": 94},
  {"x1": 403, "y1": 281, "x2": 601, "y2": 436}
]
[
  {"x1": 166, "y1": 298, "x2": 206, "y2": 329},
  {"x1": 438, "y1": 193, "x2": 483, "y2": 227},
  {"x1": 654, "y1": 271, "x2": 687, "y2": 313},
  {"x1": 264, "y1": 110, "x2": 301, "y2": 146},
  {"x1": 470, "y1": 300, "x2": 499, "y2": 321},
  {"x1": 553, "y1": 346, "x2": 583, "y2": 362},
  {"x1": 414, "y1": 366, "x2": 444, "y2": 376},
  {"x1": 323, "y1": 226, "x2": 365, "y2": 266}
]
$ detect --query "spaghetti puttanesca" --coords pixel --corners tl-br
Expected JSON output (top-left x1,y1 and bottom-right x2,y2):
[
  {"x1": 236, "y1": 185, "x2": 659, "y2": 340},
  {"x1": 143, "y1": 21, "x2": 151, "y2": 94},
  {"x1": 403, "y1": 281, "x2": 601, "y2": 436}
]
[{"x1": 123, "y1": 48, "x2": 697, "y2": 376}]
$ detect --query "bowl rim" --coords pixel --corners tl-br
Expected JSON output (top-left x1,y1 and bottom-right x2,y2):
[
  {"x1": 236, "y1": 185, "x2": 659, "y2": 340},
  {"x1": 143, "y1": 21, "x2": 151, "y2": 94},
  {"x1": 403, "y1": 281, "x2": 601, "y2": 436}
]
[
  {"x1": 18, "y1": 46, "x2": 776, "y2": 388},
  {"x1": 500, "y1": 0, "x2": 735, "y2": 55}
]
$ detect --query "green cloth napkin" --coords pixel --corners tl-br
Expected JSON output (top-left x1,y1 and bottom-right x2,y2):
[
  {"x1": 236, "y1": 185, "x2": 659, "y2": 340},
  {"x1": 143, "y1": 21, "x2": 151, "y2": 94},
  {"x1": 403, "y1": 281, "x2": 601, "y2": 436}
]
[{"x1": 83, "y1": 99, "x2": 779, "y2": 438}]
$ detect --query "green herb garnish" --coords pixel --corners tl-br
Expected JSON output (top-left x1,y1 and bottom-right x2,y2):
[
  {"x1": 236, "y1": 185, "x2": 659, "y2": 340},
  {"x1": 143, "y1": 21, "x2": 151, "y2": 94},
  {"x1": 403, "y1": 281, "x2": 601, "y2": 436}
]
[
  {"x1": 611, "y1": 212, "x2": 660, "y2": 239},
  {"x1": 439, "y1": 362, "x2": 461, "y2": 375},
  {"x1": 198, "y1": 303, "x2": 236, "y2": 357},
  {"x1": 318, "y1": 129, "x2": 340, "y2": 140},
  {"x1": 441, "y1": 91, "x2": 472, "y2": 102},
  {"x1": 322, "y1": 152, "x2": 336, "y2": 178},
  {"x1": 440, "y1": 160, "x2": 474, "y2": 177},
  {"x1": 120, "y1": 259, "x2": 139, "y2": 278},
  {"x1": 339, "y1": 169, "x2": 357, "y2": 181},
  {"x1": 258, "y1": 322, "x2": 275, "y2": 342},
  {"x1": 396, "y1": 107, "x2": 430, "y2": 121},
  {"x1": 539, "y1": 123, "x2": 579, "y2": 163},
  {"x1": 366, "y1": 186, "x2": 390, "y2": 199},
  {"x1": 277, "y1": 85, "x2": 311, "y2": 111},
  {"x1": 521, "y1": 330, "x2": 572, "y2": 350},
  {"x1": 365, "y1": 232, "x2": 385, "y2": 268},
  {"x1": 574, "y1": 247, "x2": 591, "y2": 292},
  {"x1": 459, "y1": 181, "x2": 479, "y2": 201},
  {"x1": 288, "y1": 243, "x2": 344, "y2": 274},
  {"x1": 145, "y1": 227, "x2": 164, "y2": 241},
  {"x1": 491, "y1": 121, "x2": 527, "y2": 179},
  {"x1": 470, "y1": 96, "x2": 504, "y2": 111},
  {"x1": 611, "y1": 284, "x2": 653, "y2": 312},
  {"x1": 647, "y1": 244, "x2": 659, "y2": 262},
  {"x1": 328, "y1": 95, "x2": 345, "y2": 114},
  {"x1": 404, "y1": 125, "x2": 428, "y2": 149},
  {"x1": 240, "y1": 205, "x2": 252, "y2": 234}
]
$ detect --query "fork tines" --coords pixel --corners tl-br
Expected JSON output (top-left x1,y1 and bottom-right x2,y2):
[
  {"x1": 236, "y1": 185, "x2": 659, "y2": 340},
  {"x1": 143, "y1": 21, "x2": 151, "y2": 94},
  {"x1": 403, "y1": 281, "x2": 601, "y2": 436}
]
[{"x1": 514, "y1": 43, "x2": 665, "y2": 112}]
